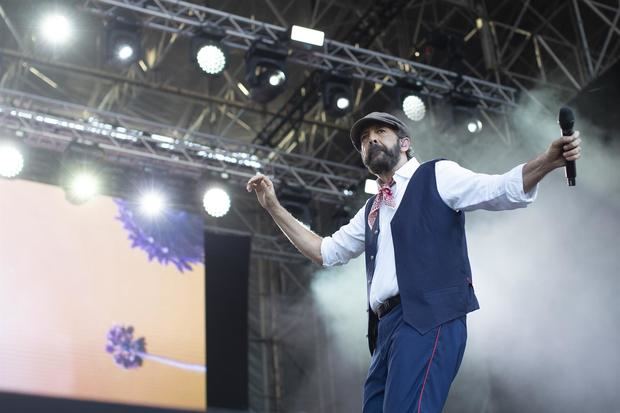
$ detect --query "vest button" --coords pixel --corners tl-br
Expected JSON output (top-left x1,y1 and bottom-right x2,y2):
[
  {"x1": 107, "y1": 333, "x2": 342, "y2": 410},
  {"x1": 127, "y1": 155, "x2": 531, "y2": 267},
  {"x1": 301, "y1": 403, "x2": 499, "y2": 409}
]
[
  {"x1": 370, "y1": 255, "x2": 374, "y2": 260},
  {"x1": 374, "y1": 230, "x2": 379, "y2": 235}
]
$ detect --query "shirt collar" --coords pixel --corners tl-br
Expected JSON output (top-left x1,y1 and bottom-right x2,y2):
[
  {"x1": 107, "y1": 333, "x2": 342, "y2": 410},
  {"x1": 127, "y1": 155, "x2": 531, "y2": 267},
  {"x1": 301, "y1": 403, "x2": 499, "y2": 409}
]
[
  {"x1": 394, "y1": 157, "x2": 420, "y2": 180},
  {"x1": 375, "y1": 157, "x2": 420, "y2": 190}
]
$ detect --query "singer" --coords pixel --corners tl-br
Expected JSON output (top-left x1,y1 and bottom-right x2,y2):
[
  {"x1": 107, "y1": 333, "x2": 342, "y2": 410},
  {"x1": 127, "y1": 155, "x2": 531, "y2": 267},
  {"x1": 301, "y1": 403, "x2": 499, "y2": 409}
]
[{"x1": 246, "y1": 112, "x2": 582, "y2": 413}]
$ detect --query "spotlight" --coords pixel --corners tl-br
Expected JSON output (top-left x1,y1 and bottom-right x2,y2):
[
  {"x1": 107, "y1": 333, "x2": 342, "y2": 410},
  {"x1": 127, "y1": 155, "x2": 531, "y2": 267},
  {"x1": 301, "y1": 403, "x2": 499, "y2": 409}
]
[
  {"x1": 105, "y1": 20, "x2": 141, "y2": 64},
  {"x1": 139, "y1": 190, "x2": 166, "y2": 217},
  {"x1": 290, "y1": 25, "x2": 325, "y2": 47},
  {"x1": 202, "y1": 187, "x2": 231, "y2": 218},
  {"x1": 245, "y1": 38, "x2": 288, "y2": 103},
  {"x1": 0, "y1": 139, "x2": 25, "y2": 178},
  {"x1": 467, "y1": 119, "x2": 483, "y2": 133},
  {"x1": 397, "y1": 77, "x2": 426, "y2": 121},
  {"x1": 192, "y1": 26, "x2": 227, "y2": 75},
  {"x1": 322, "y1": 73, "x2": 353, "y2": 118},
  {"x1": 67, "y1": 172, "x2": 100, "y2": 204},
  {"x1": 61, "y1": 141, "x2": 105, "y2": 204},
  {"x1": 402, "y1": 95, "x2": 425, "y2": 121},
  {"x1": 40, "y1": 13, "x2": 71, "y2": 45}
]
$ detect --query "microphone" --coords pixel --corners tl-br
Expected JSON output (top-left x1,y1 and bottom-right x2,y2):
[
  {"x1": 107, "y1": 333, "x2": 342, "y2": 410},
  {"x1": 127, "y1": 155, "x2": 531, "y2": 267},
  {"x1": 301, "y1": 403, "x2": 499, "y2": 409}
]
[{"x1": 558, "y1": 107, "x2": 576, "y2": 186}]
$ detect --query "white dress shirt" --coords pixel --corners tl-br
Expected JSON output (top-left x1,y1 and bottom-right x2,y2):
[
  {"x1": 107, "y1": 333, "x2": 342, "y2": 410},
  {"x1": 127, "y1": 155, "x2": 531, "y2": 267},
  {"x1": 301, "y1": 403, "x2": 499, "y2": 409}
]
[{"x1": 320, "y1": 158, "x2": 538, "y2": 312}]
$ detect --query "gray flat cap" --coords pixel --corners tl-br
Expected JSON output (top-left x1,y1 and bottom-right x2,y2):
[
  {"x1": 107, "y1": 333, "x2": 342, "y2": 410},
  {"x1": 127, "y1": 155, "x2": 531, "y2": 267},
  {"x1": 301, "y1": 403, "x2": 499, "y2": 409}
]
[{"x1": 350, "y1": 112, "x2": 411, "y2": 152}]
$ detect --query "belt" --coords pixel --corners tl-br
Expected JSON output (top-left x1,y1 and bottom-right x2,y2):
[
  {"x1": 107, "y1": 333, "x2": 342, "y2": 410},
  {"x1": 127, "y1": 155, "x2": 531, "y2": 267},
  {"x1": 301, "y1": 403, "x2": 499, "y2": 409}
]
[{"x1": 376, "y1": 295, "x2": 401, "y2": 319}]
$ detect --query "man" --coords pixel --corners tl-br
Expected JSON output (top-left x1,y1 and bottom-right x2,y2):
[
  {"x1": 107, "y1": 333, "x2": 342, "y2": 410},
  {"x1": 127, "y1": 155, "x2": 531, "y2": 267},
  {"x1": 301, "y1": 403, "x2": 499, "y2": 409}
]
[{"x1": 246, "y1": 112, "x2": 582, "y2": 412}]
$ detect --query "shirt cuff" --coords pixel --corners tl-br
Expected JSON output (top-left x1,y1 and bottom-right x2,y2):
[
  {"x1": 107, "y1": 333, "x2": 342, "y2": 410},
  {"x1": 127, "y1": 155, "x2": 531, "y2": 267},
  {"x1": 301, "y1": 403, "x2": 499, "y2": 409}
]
[
  {"x1": 505, "y1": 163, "x2": 538, "y2": 203},
  {"x1": 320, "y1": 237, "x2": 335, "y2": 267}
]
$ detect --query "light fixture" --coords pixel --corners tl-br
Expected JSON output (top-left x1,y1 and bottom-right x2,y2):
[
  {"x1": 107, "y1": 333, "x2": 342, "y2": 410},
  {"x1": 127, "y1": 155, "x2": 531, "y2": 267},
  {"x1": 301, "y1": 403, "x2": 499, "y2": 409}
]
[
  {"x1": 322, "y1": 73, "x2": 353, "y2": 118},
  {"x1": 105, "y1": 20, "x2": 141, "y2": 64},
  {"x1": 192, "y1": 26, "x2": 228, "y2": 75},
  {"x1": 467, "y1": 119, "x2": 483, "y2": 133},
  {"x1": 364, "y1": 179, "x2": 378, "y2": 195},
  {"x1": 290, "y1": 25, "x2": 325, "y2": 47},
  {"x1": 397, "y1": 77, "x2": 426, "y2": 121},
  {"x1": 139, "y1": 190, "x2": 166, "y2": 217},
  {"x1": 244, "y1": 38, "x2": 288, "y2": 103},
  {"x1": 202, "y1": 187, "x2": 231, "y2": 218},
  {"x1": 402, "y1": 95, "x2": 425, "y2": 121},
  {"x1": 61, "y1": 141, "x2": 105, "y2": 204},
  {"x1": 0, "y1": 138, "x2": 25, "y2": 178},
  {"x1": 40, "y1": 13, "x2": 71, "y2": 45},
  {"x1": 66, "y1": 172, "x2": 101, "y2": 204}
]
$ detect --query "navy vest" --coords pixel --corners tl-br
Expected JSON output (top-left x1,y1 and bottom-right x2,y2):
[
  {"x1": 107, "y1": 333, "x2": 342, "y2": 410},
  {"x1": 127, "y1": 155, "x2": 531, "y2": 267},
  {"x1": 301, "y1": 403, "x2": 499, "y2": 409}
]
[{"x1": 365, "y1": 159, "x2": 479, "y2": 354}]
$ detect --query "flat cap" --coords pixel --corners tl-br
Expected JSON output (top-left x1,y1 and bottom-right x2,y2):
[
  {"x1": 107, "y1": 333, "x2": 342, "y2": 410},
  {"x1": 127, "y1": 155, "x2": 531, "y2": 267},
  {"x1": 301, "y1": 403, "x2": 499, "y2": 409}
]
[{"x1": 350, "y1": 112, "x2": 411, "y2": 152}]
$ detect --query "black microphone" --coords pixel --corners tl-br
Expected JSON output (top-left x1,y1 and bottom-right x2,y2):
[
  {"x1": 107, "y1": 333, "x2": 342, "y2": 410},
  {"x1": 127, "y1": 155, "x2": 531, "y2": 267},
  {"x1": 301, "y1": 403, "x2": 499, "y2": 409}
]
[{"x1": 558, "y1": 107, "x2": 576, "y2": 186}]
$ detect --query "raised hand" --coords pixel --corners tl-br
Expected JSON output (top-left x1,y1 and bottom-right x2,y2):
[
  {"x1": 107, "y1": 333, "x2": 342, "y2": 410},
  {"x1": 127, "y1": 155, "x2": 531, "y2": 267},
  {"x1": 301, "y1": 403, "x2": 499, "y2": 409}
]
[{"x1": 246, "y1": 173, "x2": 280, "y2": 211}]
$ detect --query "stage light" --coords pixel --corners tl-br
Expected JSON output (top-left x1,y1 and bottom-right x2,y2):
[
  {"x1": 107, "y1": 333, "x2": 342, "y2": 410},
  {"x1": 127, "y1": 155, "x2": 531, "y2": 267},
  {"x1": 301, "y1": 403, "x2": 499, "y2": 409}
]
[
  {"x1": 336, "y1": 97, "x2": 351, "y2": 110},
  {"x1": 245, "y1": 38, "x2": 288, "y2": 103},
  {"x1": 397, "y1": 77, "x2": 426, "y2": 121},
  {"x1": 139, "y1": 191, "x2": 166, "y2": 217},
  {"x1": 105, "y1": 20, "x2": 141, "y2": 64},
  {"x1": 467, "y1": 119, "x2": 483, "y2": 133},
  {"x1": 196, "y1": 43, "x2": 226, "y2": 74},
  {"x1": 290, "y1": 25, "x2": 325, "y2": 47},
  {"x1": 322, "y1": 73, "x2": 353, "y2": 117},
  {"x1": 40, "y1": 13, "x2": 71, "y2": 45},
  {"x1": 192, "y1": 26, "x2": 227, "y2": 75},
  {"x1": 402, "y1": 95, "x2": 426, "y2": 121},
  {"x1": 364, "y1": 179, "x2": 378, "y2": 195},
  {"x1": 202, "y1": 187, "x2": 231, "y2": 218},
  {"x1": 61, "y1": 141, "x2": 105, "y2": 204},
  {"x1": 116, "y1": 44, "x2": 135, "y2": 61},
  {"x1": 67, "y1": 171, "x2": 100, "y2": 204},
  {"x1": 0, "y1": 140, "x2": 25, "y2": 178},
  {"x1": 268, "y1": 70, "x2": 286, "y2": 87}
]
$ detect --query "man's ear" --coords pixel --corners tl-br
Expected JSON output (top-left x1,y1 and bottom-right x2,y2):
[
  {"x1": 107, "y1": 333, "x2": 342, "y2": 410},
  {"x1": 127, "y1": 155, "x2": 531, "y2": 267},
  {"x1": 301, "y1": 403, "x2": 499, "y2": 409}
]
[{"x1": 399, "y1": 137, "x2": 410, "y2": 148}]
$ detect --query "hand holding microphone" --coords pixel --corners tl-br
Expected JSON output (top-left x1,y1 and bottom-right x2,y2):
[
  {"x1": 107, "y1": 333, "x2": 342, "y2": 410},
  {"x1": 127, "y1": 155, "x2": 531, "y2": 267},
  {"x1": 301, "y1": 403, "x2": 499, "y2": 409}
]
[{"x1": 558, "y1": 107, "x2": 581, "y2": 186}]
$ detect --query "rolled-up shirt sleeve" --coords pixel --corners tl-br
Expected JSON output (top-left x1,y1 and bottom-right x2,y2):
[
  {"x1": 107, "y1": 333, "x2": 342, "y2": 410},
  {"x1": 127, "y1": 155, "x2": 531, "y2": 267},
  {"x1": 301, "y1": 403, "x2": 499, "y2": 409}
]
[
  {"x1": 320, "y1": 204, "x2": 366, "y2": 266},
  {"x1": 436, "y1": 160, "x2": 538, "y2": 212}
]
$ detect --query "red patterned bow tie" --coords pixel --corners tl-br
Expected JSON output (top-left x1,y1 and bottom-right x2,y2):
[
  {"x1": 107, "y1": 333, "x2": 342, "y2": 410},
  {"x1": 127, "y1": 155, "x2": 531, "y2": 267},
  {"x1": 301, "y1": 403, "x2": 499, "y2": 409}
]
[{"x1": 368, "y1": 180, "x2": 395, "y2": 229}]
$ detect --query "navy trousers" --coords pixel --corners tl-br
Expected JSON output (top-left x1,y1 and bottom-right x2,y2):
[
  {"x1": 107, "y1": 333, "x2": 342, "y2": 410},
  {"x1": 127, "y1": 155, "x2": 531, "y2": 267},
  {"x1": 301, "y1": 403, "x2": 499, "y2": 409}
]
[{"x1": 362, "y1": 305, "x2": 467, "y2": 413}]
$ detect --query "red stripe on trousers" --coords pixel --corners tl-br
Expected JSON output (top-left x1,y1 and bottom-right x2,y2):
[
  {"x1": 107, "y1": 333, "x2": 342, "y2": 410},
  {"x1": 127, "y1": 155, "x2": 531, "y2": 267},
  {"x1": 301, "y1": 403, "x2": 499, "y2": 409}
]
[{"x1": 417, "y1": 325, "x2": 442, "y2": 413}]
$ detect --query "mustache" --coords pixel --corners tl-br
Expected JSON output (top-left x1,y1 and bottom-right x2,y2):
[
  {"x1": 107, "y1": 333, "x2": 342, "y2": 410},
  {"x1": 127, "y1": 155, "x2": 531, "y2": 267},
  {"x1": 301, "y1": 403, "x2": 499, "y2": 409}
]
[{"x1": 367, "y1": 144, "x2": 387, "y2": 157}]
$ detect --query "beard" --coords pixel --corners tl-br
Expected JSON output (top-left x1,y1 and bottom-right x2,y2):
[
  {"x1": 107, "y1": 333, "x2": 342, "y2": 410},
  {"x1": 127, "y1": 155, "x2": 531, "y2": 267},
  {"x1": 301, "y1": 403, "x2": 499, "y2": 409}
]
[{"x1": 363, "y1": 141, "x2": 401, "y2": 175}]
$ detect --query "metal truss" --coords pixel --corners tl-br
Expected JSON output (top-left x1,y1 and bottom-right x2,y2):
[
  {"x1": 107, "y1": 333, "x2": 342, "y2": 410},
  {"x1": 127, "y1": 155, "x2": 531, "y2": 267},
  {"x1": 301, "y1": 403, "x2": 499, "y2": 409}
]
[
  {"x1": 83, "y1": 0, "x2": 518, "y2": 111},
  {"x1": 254, "y1": 0, "x2": 412, "y2": 148},
  {"x1": 476, "y1": 0, "x2": 620, "y2": 99},
  {"x1": 0, "y1": 88, "x2": 366, "y2": 202}
]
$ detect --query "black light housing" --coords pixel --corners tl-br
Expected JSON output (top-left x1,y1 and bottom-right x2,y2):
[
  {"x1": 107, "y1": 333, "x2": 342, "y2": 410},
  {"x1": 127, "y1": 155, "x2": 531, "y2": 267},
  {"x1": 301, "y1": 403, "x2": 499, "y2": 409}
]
[
  {"x1": 244, "y1": 38, "x2": 288, "y2": 103},
  {"x1": 322, "y1": 73, "x2": 353, "y2": 118}
]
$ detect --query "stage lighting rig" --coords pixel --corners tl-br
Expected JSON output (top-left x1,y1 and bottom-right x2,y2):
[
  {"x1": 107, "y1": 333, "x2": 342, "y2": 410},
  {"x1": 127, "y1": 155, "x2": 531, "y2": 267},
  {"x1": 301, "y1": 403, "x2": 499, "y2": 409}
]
[
  {"x1": 244, "y1": 38, "x2": 288, "y2": 103},
  {"x1": 322, "y1": 73, "x2": 353, "y2": 118},
  {"x1": 192, "y1": 26, "x2": 227, "y2": 75}
]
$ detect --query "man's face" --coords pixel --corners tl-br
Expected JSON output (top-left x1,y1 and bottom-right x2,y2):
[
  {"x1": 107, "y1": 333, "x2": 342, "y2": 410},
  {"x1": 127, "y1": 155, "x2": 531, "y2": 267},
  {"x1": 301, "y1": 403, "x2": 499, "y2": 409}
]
[{"x1": 360, "y1": 124, "x2": 402, "y2": 175}]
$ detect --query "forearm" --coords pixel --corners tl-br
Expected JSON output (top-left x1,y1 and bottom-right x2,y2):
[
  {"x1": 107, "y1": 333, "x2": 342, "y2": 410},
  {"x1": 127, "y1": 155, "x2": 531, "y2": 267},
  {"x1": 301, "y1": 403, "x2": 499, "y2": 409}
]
[
  {"x1": 522, "y1": 152, "x2": 558, "y2": 193},
  {"x1": 267, "y1": 203, "x2": 324, "y2": 265}
]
